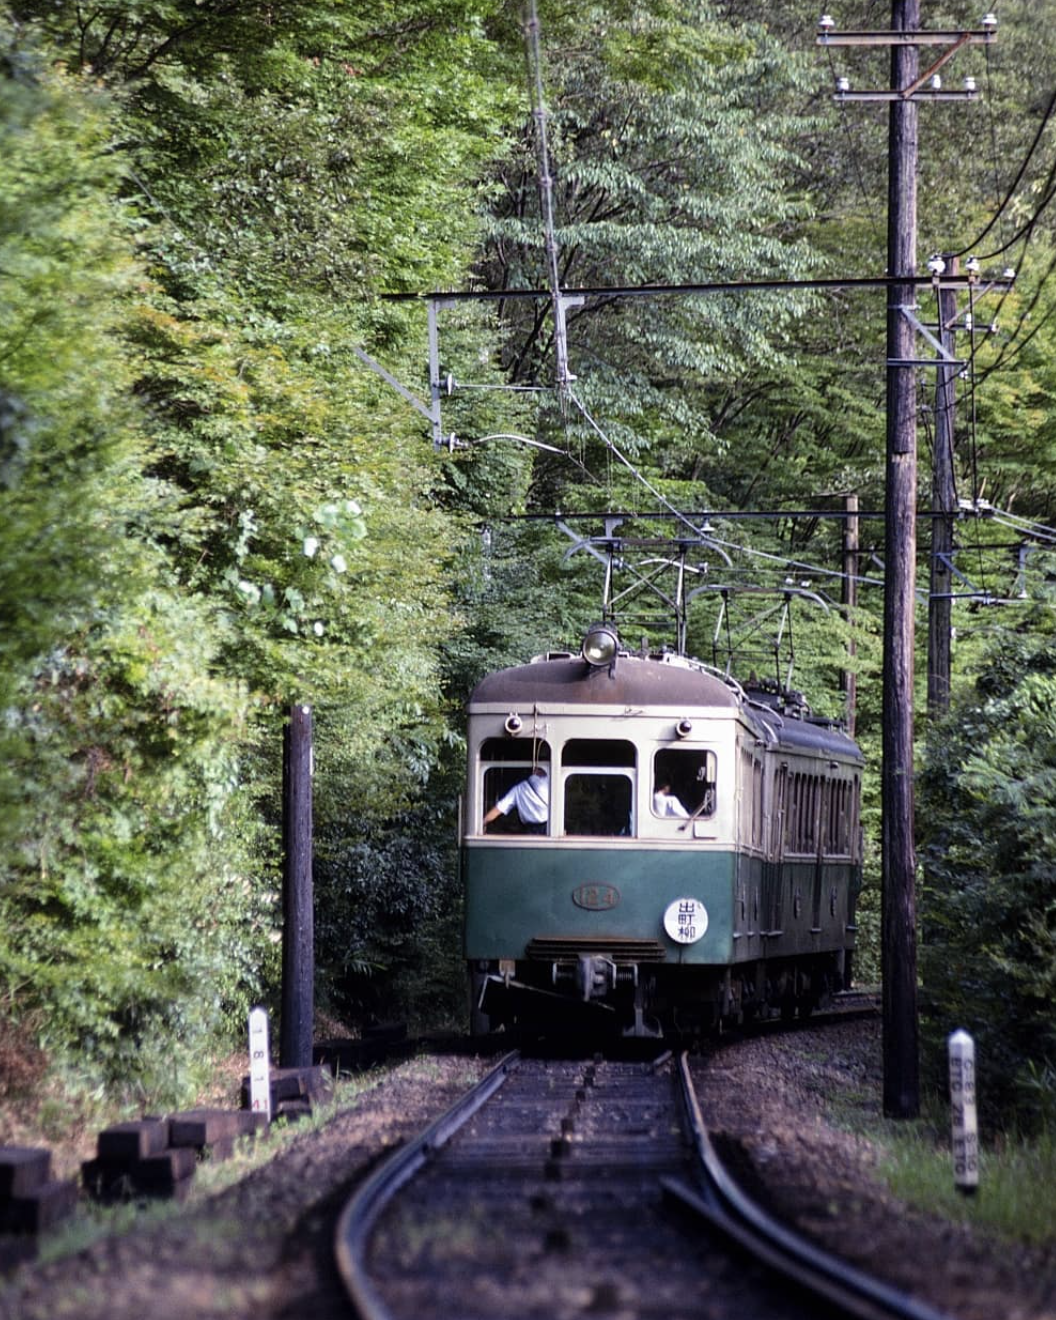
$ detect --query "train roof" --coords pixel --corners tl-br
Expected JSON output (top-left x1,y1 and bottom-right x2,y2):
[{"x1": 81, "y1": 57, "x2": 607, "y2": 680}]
[
  {"x1": 470, "y1": 653, "x2": 739, "y2": 710},
  {"x1": 469, "y1": 651, "x2": 863, "y2": 763}
]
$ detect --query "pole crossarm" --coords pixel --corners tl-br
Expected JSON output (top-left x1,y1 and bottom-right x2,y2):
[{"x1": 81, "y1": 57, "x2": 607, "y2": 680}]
[
  {"x1": 824, "y1": 23, "x2": 993, "y2": 101},
  {"x1": 835, "y1": 90, "x2": 977, "y2": 102},
  {"x1": 817, "y1": 29, "x2": 996, "y2": 46}
]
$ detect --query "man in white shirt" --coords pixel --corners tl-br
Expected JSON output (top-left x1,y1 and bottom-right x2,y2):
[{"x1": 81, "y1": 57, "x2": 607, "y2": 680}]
[
  {"x1": 484, "y1": 767, "x2": 549, "y2": 834},
  {"x1": 653, "y1": 782, "x2": 689, "y2": 818}
]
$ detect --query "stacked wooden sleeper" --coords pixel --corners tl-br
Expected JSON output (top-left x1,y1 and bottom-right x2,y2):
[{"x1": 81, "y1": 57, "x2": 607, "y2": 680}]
[
  {"x1": 0, "y1": 1146, "x2": 78, "y2": 1234},
  {"x1": 82, "y1": 1108, "x2": 266, "y2": 1202}
]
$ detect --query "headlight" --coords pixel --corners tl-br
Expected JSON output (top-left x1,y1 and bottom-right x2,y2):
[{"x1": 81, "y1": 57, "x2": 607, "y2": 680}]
[{"x1": 582, "y1": 622, "x2": 619, "y2": 667}]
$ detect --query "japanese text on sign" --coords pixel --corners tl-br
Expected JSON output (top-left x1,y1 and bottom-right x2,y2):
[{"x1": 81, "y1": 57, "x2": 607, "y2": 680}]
[{"x1": 663, "y1": 897, "x2": 709, "y2": 944}]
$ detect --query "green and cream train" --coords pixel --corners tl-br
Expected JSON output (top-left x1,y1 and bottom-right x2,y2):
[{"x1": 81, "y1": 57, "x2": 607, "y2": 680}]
[{"x1": 462, "y1": 624, "x2": 863, "y2": 1038}]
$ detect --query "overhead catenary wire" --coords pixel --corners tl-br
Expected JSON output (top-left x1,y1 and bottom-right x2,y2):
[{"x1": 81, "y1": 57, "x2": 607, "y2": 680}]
[
  {"x1": 910, "y1": 87, "x2": 1056, "y2": 438},
  {"x1": 562, "y1": 390, "x2": 896, "y2": 589},
  {"x1": 516, "y1": 386, "x2": 1054, "y2": 600},
  {"x1": 566, "y1": 388, "x2": 732, "y2": 560},
  {"x1": 957, "y1": 125, "x2": 1056, "y2": 379},
  {"x1": 990, "y1": 508, "x2": 1056, "y2": 545},
  {"x1": 976, "y1": 242, "x2": 1056, "y2": 380},
  {"x1": 949, "y1": 87, "x2": 1056, "y2": 261},
  {"x1": 384, "y1": 273, "x2": 992, "y2": 304}
]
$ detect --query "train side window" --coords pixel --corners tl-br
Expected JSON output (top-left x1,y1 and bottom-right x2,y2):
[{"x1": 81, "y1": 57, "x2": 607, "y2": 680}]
[
  {"x1": 785, "y1": 773, "x2": 799, "y2": 851},
  {"x1": 753, "y1": 760, "x2": 764, "y2": 847},
  {"x1": 651, "y1": 748, "x2": 717, "y2": 819},
  {"x1": 805, "y1": 775, "x2": 818, "y2": 851},
  {"x1": 773, "y1": 765, "x2": 788, "y2": 854},
  {"x1": 827, "y1": 779, "x2": 849, "y2": 855}
]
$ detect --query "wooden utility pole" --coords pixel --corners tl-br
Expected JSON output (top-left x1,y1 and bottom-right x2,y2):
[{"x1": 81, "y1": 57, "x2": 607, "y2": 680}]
[
  {"x1": 841, "y1": 493, "x2": 859, "y2": 738},
  {"x1": 819, "y1": 1, "x2": 999, "y2": 1123},
  {"x1": 882, "y1": 0, "x2": 921, "y2": 1119},
  {"x1": 928, "y1": 258, "x2": 959, "y2": 716},
  {"x1": 281, "y1": 704, "x2": 314, "y2": 1069}
]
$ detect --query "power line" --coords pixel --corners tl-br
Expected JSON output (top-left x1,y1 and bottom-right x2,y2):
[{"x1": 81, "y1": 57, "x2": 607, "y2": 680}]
[
  {"x1": 972, "y1": 242, "x2": 1056, "y2": 382},
  {"x1": 951, "y1": 88, "x2": 1056, "y2": 260},
  {"x1": 383, "y1": 273, "x2": 993, "y2": 304}
]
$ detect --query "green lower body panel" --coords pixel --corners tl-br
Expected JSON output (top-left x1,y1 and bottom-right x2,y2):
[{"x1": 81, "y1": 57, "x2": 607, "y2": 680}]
[
  {"x1": 463, "y1": 842, "x2": 737, "y2": 965},
  {"x1": 463, "y1": 841, "x2": 858, "y2": 966}
]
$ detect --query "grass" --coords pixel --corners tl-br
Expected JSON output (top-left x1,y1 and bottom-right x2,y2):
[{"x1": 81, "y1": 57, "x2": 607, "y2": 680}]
[
  {"x1": 792, "y1": 1012, "x2": 1056, "y2": 1248},
  {"x1": 824, "y1": 1077, "x2": 1056, "y2": 1249},
  {"x1": 24, "y1": 1047, "x2": 489, "y2": 1271},
  {"x1": 874, "y1": 1119, "x2": 1056, "y2": 1247}
]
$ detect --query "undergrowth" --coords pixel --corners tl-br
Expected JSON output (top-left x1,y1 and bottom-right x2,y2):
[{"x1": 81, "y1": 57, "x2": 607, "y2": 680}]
[
  {"x1": 830, "y1": 1081, "x2": 1056, "y2": 1248},
  {"x1": 872, "y1": 1114, "x2": 1056, "y2": 1248}
]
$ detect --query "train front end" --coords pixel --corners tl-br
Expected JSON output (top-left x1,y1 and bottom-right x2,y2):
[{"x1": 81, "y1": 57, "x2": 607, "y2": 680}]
[{"x1": 462, "y1": 633, "x2": 755, "y2": 1037}]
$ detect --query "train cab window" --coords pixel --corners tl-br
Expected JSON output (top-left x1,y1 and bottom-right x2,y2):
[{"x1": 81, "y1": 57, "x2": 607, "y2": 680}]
[
  {"x1": 561, "y1": 739, "x2": 636, "y2": 836},
  {"x1": 561, "y1": 739, "x2": 636, "y2": 767},
  {"x1": 480, "y1": 739, "x2": 551, "y2": 835},
  {"x1": 651, "y1": 748, "x2": 717, "y2": 820}
]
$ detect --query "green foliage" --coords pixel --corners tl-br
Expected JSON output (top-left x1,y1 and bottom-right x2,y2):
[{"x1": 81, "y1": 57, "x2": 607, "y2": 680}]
[
  {"x1": 0, "y1": 30, "x2": 268, "y2": 1103},
  {"x1": 484, "y1": 0, "x2": 819, "y2": 463},
  {"x1": 5, "y1": 0, "x2": 1056, "y2": 1112},
  {"x1": 919, "y1": 568, "x2": 1056, "y2": 1130},
  {"x1": 0, "y1": 0, "x2": 525, "y2": 1087},
  {"x1": 312, "y1": 807, "x2": 462, "y2": 1026}
]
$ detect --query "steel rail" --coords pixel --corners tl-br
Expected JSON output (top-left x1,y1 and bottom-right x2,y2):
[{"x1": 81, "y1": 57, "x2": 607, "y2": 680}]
[
  {"x1": 334, "y1": 1050, "x2": 520, "y2": 1320},
  {"x1": 668, "y1": 1051, "x2": 956, "y2": 1320}
]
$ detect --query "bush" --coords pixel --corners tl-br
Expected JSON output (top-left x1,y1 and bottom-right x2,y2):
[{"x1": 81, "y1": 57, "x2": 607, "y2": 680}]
[
  {"x1": 919, "y1": 576, "x2": 1056, "y2": 1131},
  {"x1": 0, "y1": 34, "x2": 266, "y2": 1107},
  {"x1": 313, "y1": 804, "x2": 463, "y2": 1031}
]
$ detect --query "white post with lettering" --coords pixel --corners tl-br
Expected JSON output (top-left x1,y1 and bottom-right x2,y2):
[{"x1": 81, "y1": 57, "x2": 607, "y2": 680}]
[
  {"x1": 948, "y1": 1028, "x2": 978, "y2": 1195},
  {"x1": 249, "y1": 1006, "x2": 272, "y2": 1122}
]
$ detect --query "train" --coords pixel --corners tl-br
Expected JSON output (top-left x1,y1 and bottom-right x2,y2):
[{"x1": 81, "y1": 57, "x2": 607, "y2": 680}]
[{"x1": 461, "y1": 622, "x2": 863, "y2": 1038}]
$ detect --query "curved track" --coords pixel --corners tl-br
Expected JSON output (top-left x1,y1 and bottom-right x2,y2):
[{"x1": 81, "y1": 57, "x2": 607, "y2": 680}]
[{"x1": 336, "y1": 1046, "x2": 954, "y2": 1320}]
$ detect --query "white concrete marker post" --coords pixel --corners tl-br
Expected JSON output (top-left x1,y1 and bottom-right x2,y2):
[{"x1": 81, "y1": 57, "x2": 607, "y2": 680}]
[
  {"x1": 948, "y1": 1028, "x2": 978, "y2": 1195},
  {"x1": 249, "y1": 1006, "x2": 272, "y2": 1122}
]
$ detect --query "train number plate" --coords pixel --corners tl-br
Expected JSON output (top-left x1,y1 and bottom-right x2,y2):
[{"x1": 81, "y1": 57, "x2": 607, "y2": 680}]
[{"x1": 572, "y1": 883, "x2": 621, "y2": 910}]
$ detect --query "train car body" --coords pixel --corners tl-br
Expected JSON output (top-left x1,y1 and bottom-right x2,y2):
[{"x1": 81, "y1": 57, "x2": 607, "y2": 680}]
[{"x1": 462, "y1": 638, "x2": 863, "y2": 1037}]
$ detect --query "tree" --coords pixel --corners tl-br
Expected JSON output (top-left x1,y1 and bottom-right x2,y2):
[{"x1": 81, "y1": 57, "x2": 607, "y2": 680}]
[
  {"x1": 0, "y1": 0, "x2": 545, "y2": 1076},
  {"x1": 0, "y1": 26, "x2": 262, "y2": 1100},
  {"x1": 919, "y1": 568, "x2": 1056, "y2": 1129},
  {"x1": 482, "y1": 1, "x2": 818, "y2": 476}
]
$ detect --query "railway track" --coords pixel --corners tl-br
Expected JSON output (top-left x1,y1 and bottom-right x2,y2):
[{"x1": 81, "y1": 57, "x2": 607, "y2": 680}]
[{"x1": 335, "y1": 1043, "x2": 953, "y2": 1320}]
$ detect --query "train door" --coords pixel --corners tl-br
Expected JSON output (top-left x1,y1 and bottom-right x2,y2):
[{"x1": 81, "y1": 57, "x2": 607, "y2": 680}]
[
  {"x1": 765, "y1": 762, "x2": 788, "y2": 934},
  {"x1": 811, "y1": 774, "x2": 826, "y2": 933},
  {"x1": 560, "y1": 738, "x2": 636, "y2": 836},
  {"x1": 734, "y1": 745, "x2": 757, "y2": 939}
]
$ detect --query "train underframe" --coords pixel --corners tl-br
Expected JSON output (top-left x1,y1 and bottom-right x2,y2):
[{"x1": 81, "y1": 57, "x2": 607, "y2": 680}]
[{"x1": 471, "y1": 947, "x2": 849, "y2": 1039}]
